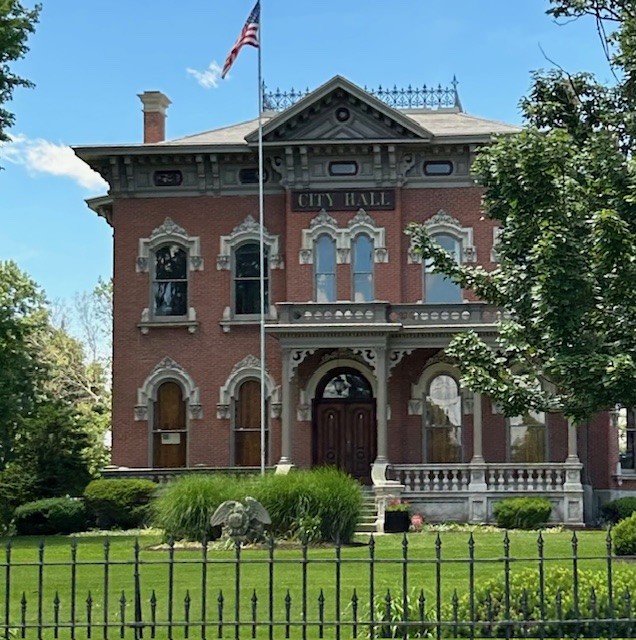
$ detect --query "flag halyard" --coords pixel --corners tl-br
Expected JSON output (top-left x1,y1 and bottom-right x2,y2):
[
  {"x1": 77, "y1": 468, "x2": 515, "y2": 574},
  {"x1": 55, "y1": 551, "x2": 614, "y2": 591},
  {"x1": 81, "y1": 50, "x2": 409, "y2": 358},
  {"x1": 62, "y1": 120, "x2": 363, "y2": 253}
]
[{"x1": 222, "y1": 1, "x2": 260, "y2": 79}]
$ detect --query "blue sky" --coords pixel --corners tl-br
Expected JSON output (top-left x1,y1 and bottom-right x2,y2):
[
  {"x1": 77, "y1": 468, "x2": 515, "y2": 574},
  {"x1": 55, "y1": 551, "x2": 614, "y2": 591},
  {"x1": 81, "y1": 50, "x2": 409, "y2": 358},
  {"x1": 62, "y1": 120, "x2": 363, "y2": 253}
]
[{"x1": 0, "y1": 0, "x2": 613, "y2": 304}]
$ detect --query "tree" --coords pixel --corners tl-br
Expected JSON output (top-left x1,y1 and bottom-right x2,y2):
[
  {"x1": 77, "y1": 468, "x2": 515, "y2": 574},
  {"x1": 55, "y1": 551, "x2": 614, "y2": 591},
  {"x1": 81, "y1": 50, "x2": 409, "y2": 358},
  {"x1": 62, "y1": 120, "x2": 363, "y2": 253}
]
[
  {"x1": 407, "y1": 0, "x2": 636, "y2": 423},
  {"x1": 0, "y1": 0, "x2": 41, "y2": 144}
]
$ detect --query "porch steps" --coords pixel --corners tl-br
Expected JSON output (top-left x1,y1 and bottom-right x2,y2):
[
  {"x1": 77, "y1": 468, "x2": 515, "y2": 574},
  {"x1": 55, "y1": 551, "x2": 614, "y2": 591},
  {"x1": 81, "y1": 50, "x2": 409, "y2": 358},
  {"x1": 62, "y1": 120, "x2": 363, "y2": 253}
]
[{"x1": 356, "y1": 488, "x2": 378, "y2": 535}]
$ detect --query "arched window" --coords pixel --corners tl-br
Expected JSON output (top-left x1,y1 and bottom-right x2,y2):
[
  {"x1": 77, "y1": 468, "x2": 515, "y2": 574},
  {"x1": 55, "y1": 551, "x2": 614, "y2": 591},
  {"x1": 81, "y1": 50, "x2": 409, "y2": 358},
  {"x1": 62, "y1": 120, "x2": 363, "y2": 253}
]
[
  {"x1": 234, "y1": 379, "x2": 268, "y2": 466},
  {"x1": 315, "y1": 234, "x2": 336, "y2": 302},
  {"x1": 234, "y1": 242, "x2": 269, "y2": 315},
  {"x1": 153, "y1": 244, "x2": 188, "y2": 316},
  {"x1": 152, "y1": 381, "x2": 187, "y2": 467},
  {"x1": 424, "y1": 234, "x2": 461, "y2": 303},
  {"x1": 352, "y1": 234, "x2": 374, "y2": 302},
  {"x1": 424, "y1": 374, "x2": 462, "y2": 462},
  {"x1": 509, "y1": 411, "x2": 546, "y2": 463}
]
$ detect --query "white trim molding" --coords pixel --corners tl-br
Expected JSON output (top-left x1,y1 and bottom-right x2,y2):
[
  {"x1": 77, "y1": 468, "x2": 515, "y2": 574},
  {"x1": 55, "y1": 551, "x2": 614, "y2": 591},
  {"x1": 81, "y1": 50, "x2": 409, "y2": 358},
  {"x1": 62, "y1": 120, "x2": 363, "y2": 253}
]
[
  {"x1": 299, "y1": 208, "x2": 388, "y2": 264},
  {"x1": 408, "y1": 209, "x2": 476, "y2": 264},
  {"x1": 137, "y1": 217, "x2": 203, "y2": 272},
  {"x1": 135, "y1": 356, "x2": 202, "y2": 420},
  {"x1": 409, "y1": 361, "x2": 462, "y2": 416},
  {"x1": 217, "y1": 354, "x2": 281, "y2": 419},
  {"x1": 217, "y1": 214, "x2": 284, "y2": 270}
]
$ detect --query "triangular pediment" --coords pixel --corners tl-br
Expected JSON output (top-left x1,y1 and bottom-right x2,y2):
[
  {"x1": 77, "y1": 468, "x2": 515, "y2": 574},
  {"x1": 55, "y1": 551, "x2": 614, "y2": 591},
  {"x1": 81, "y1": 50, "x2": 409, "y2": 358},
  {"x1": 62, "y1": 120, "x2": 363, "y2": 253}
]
[{"x1": 246, "y1": 75, "x2": 432, "y2": 144}]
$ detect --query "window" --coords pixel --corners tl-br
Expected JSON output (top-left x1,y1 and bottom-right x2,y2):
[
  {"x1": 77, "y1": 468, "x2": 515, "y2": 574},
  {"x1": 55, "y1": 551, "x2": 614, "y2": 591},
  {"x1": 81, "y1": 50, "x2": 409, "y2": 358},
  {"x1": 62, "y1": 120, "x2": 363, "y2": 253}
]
[
  {"x1": 352, "y1": 234, "x2": 374, "y2": 302},
  {"x1": 239, "y1": 167, "x2": 268, "y2": 184},
  {"x1": 509, "y1": 411, "x2": 546, "y2": 463},
  {"x1": 621, "y1": 408, "x2": 636, "y2": 471},
  {"x1": 424, "y1": 161, "x2": 453, "y2": 176},
  {"x1": 424, "y1": 233, "x2": 462, "y2": 303},
  {"x1": 152, "y1": 381, "x2": 187, "y2": 468},
  {"x1": 234, "y1": 379, "x2": 268, "y2": 466},
  {"x1": 153, "y1": 244, "x2": 188, "y2": 316},
  {"x1": 234, "y1": 243, "x2": 269, "y2": 315},
  {"x1": 329, "y1": 161, "x2": 358, "y2": 176},
  {"x1": 315, "y1": 234, "x2": 336, "y2": 302},
  {"x1": 424, "y1": 374, "x2": 462, "y2": 463}
]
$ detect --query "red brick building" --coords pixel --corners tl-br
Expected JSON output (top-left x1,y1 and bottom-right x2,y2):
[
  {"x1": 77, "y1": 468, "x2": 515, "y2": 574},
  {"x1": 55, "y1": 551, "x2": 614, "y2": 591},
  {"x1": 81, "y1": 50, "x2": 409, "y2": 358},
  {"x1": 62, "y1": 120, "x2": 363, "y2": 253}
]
[{"x1": 76, "y1": 76, "x2": 628, "y2": 525}]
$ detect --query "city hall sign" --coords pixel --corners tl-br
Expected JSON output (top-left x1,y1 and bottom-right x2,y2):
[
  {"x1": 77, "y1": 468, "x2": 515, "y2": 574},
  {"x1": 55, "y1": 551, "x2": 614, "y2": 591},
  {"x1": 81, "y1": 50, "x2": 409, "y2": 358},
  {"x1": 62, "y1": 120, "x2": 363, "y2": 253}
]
[{"x1": 291, "y1": 189, "x2": 395, "y2": 211}]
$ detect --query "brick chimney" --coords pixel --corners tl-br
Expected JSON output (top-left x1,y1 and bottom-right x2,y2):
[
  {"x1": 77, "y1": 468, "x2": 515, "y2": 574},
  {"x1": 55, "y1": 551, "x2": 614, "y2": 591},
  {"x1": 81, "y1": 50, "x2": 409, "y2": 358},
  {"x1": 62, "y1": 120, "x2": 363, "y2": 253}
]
[{"x1": 138, "y1": 91, "x2": 171, "y2": 143}]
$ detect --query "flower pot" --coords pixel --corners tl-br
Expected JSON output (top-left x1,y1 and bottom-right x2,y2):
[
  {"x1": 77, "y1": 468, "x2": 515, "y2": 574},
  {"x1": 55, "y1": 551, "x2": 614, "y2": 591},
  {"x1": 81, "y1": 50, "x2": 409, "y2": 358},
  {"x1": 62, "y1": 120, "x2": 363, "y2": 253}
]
[{"x1": 384, "y1": 510, "x2": 410, "y2": 533}]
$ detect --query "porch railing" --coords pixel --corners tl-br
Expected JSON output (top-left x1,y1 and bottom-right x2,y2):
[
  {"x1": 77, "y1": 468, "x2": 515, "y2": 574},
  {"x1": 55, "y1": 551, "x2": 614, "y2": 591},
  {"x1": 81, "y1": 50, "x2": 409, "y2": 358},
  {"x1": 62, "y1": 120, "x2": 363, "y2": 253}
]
[
  {"x1": 275, "y1": 302, "x2": 502, "y2": 327},
  {"x1": 392, "y1": 462, "x2": 580, "y2": 494}
]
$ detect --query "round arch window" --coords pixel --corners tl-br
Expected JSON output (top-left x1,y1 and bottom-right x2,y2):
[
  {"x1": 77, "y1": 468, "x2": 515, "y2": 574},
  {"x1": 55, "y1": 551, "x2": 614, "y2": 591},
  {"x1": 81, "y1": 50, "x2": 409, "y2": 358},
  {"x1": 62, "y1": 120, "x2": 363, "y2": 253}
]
[{"x1": 317, "y1": 367, "x2": 372, "y2": 400}]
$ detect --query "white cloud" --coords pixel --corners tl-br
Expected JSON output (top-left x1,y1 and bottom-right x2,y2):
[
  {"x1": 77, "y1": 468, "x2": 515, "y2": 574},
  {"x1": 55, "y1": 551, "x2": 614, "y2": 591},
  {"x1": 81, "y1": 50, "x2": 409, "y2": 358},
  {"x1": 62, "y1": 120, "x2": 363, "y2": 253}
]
[
  {"x1": 187, "y1": 60, "x2": 224, "y2": 88},
  {"x1": 0, "y1": 134, "x2": 107, "y2": 191}
]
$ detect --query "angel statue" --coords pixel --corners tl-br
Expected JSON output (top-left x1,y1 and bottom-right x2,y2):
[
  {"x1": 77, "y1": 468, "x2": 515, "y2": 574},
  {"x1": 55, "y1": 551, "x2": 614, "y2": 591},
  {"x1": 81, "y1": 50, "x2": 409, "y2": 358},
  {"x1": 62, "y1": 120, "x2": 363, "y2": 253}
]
[{"x1": 210, "y1": 497, "x2": 272, "y2": 543}]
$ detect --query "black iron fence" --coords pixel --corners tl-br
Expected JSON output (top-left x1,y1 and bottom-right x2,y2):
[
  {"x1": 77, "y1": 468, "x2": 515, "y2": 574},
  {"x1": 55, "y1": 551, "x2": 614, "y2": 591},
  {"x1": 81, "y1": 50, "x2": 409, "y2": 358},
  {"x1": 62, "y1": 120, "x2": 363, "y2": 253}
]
[{"x1": 1, "y1": 531, "x2": 635, "y2": 639}]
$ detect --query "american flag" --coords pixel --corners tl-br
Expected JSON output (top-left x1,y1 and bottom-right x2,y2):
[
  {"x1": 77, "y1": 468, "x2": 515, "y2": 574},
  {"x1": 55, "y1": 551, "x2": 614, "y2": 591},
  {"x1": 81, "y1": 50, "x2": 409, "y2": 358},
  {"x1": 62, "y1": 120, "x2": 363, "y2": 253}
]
[{"x1": 222, "y1": 1, "x2": 260, "y2": 79}]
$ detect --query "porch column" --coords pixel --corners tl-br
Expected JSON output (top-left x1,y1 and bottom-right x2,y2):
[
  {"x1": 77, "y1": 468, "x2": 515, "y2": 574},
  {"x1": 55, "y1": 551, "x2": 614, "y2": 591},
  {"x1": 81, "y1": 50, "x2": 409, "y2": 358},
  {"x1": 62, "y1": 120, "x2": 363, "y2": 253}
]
[
  {"x1": 567, "y1": 417, "x2": 580, "y2": 462},
  {"x1": 276, "y1": 348, "x2": 293, "y2": 473},
  {"x1": 375, "y1": 346, "x2": 388, "y2": 463},
  {"x1": 471, "y1": 393, "x2": 484, "y2": 462}
]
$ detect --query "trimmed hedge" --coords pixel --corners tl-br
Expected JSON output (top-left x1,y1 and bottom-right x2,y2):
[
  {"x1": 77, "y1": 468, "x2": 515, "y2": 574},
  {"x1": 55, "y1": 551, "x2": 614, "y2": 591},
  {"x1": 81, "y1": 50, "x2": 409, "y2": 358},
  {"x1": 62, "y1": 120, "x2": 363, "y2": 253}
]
[
  {"x1": 613, "y1": 511, "x2": 636, "y2": 555},
  {"x1": 84, "y1": 479, "x2": 158, "y2": 529},
  {"x1": 601, "y1": 496, "x2": 636, "y2": 524},
  {"x1": 493, "y1": 497, "x2": 552, "y2": 529},
  {"x1": 451, "y1": 566, "x2": 636, "y2": 637},
  {"x1": 151, "y1": 468, "x2": 362, "y2": 543},
  {"x1": 13, "y1": 497, "x2": 91, "y2": 536}
]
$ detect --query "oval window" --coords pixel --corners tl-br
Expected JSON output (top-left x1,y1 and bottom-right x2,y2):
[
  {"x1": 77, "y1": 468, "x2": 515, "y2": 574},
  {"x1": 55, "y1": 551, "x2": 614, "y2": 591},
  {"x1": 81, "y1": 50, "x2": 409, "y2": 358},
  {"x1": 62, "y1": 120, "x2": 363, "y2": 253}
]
[
  {"x1": 328, "y1": 161, "x2": 358, "y2": 176},
  {"x1": 239, "y1": 167, "x2": 269, "y2": 184},
  {"x1": 423, "y1": 161, "x2": 453, "y2": 176}
]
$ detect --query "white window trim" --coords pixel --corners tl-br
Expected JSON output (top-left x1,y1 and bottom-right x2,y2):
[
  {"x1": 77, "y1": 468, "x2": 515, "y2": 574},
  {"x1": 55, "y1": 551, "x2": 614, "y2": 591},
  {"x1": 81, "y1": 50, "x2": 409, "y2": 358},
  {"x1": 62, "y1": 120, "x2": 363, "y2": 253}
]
[
  {"x1": 217, "y1": 214, "x2": 283, "y2": 271},
  {"x1": 407, "y1": 209, "x2": 476, "y2": 264},
  {"x1": 409, "y1": 362, "x2": 462, "y2": 416},
  {"x1": 137, "y1": 217, "x2": 203, "y2": 273},
  {"x1": 217, "y1": 354, "x2": 281, "y2": 420},
  {"x1": 300, "y1": 208, "x2": 388, "y2": 264},
  {"x1": 135, "y1": 357, "x2": 202, "y2": 421}
]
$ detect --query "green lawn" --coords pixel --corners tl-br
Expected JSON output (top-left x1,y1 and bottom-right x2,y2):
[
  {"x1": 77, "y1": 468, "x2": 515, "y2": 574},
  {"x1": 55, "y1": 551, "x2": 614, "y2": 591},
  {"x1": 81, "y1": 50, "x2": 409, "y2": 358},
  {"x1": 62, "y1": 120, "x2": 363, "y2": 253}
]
[{"x1": 0, "y1": 528, "x2": 622, "y2": 639}]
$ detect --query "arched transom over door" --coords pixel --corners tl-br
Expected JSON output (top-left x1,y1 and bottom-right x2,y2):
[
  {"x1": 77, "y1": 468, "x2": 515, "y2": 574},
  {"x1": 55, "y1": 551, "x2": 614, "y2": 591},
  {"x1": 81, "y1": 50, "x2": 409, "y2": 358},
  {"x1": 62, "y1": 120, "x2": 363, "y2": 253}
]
[{"x1": 312, "y1": 368, "x2": 376, "y2": 484}]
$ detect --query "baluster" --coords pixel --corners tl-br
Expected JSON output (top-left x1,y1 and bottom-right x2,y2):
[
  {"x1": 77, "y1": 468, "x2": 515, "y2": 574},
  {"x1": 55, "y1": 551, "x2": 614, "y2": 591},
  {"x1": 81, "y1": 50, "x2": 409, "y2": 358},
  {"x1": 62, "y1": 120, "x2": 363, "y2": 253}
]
[
  {"x1": 422, "y1": 469, "x2": 430, "y2": 492},
  {"x1": 441, "y1": 469, "x2": 449, "y2": 492},
  {"x1": 413, "y1": 469, "x2": 421, "y2": 492},
  {"x1": 450, "y1": 469, "x2": 458, "y2": 492}
]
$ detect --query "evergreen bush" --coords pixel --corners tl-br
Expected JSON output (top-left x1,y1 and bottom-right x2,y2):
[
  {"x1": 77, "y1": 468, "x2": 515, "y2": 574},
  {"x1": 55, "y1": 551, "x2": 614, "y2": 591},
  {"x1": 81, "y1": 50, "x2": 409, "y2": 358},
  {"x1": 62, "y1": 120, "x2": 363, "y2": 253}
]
[
  {"x1": 84, "y1": 478, "x2": 157, "y2": 529},
  {"x1": 601, "y1": 496, "x2": 636, "y2": 524},
  {"x1": 493, "y1": 497, "x2": 552, "y2": 529},
  {"x1": 612, "y1": 512, "x2": 636, "y2": 556},
  {"x1": 13, "y1": 497, "x2": 91, "y2": 535},
  {"x1": 450, "y1": 566, "x2": 635, "y2": 637}
]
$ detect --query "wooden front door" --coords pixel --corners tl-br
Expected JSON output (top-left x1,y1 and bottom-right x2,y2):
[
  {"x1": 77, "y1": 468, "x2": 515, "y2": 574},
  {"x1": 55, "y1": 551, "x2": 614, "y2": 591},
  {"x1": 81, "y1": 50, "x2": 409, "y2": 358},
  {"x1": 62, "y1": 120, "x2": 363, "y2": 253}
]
[
  {"x1": 152, "y1": 381, "x2": 187, "y2": 468},
  {"x1": 314, "y1": 402, "x2": 376, "y2": 483}
]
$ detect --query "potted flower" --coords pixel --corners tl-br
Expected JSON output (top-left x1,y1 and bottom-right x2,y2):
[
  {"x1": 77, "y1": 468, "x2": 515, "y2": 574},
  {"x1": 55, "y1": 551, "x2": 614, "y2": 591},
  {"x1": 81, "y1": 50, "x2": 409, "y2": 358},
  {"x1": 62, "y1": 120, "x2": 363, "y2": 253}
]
[{"x1": 384, "y1": 498, "x2": 410, "y2": 533}]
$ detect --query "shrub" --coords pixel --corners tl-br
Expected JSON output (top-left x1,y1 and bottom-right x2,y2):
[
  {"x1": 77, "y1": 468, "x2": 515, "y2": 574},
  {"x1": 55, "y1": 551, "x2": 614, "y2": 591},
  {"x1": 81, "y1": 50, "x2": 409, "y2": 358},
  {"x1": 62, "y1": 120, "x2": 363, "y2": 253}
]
[
  {"x1": 493, "y1": 497, "x2": 552, "y2": 529},
  {"x1": 601, "y1": 496, "x2": 636, "y2": 524},
  {"x1": 364, "y1": 588, "x2": 433, "y2": 638},
  {"x1": 13, "y1": 497, "x2": 91, "y2": 536},
  {"x1": 151, "y1": 474, "x2": 247, "y2": 541},
  {"x1": 151, "y1": 468, "x2": 362, "y2": 543},
  {"x1": 84, "y1": 478, "x2": 158, "y2": 529},
  {"x1": 613, "y1": 511, "x2": 636, "y2": 555},
  {"x1": 450, "y1": 566, "x2": 636, "y2": 637}
]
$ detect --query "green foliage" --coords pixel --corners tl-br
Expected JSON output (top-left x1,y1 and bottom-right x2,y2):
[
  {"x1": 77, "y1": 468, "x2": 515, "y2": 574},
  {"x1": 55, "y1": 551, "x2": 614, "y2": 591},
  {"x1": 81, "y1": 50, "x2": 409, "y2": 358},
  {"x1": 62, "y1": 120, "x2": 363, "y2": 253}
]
[
  {"x1": 612, "y1": 512, "x2": 636, "y2": 555},
  {"x1": 406, "y1": 1, "x2": 636, "y2": 423},
  {"x1": 13, "y1": 497, "x2": 91, "y2": 536},
  {"x1": 493, "y1": 498, "x2": 552, "y2": 530},
  {"x1": 151, "y1": 474, "x2": 243, "y2": 541},
  {"x1": 451, "y1": 565, "x2": 636, "y2": 637},
  {"x1": 365, "y1": 588, "x2": 433, "y2": 638},
  {"x1": 151, "y1": 468, "x2": 362, "y2": 543},
  {"x1": 84, "y1": 479, "x2": 157, "y2": 530},
  {"x1": 0, "y1": 1, "x2": 41, "y2": 144},
  {"x1": 600, "y1": 496, "x2": 636, "y2": 524}
]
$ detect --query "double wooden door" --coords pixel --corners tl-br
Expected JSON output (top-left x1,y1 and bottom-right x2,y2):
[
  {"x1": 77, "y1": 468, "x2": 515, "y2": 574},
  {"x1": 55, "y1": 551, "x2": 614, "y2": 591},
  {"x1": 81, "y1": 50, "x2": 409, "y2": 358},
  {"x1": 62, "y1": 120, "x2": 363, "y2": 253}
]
[{"x1": 313, "y1": 401, "x2": 376, "y2": 484}]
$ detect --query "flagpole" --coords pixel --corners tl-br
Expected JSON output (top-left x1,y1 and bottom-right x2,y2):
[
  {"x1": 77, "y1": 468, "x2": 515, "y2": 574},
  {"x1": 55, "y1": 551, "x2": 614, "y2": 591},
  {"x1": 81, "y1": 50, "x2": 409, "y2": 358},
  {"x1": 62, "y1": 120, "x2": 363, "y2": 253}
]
[{"x1": 257, "y1": 2, "x2": 266, "y2": 477}]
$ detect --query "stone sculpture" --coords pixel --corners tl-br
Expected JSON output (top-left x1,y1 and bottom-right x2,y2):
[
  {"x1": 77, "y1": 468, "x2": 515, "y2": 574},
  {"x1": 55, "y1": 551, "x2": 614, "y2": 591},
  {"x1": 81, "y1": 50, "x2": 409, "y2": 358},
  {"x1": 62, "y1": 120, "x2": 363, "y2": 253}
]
[{"x1": 210, "y1": 496, "x2": 272, "y2": 542}]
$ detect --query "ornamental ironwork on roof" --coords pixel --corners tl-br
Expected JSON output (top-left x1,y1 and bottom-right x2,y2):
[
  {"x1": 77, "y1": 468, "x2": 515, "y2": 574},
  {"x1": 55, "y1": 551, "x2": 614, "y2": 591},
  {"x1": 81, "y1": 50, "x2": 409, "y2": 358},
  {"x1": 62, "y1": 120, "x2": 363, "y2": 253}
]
[{"x1": 262, "y1": 77, "x2": 462, "y2": 111}]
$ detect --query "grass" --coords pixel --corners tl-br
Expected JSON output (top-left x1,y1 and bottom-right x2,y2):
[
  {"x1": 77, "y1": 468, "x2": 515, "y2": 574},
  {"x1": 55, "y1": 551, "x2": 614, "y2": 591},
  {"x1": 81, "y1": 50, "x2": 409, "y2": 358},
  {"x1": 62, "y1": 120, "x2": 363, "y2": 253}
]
[{"x1": 0, "y1": 527, "x2": 618, "y2": 639}]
